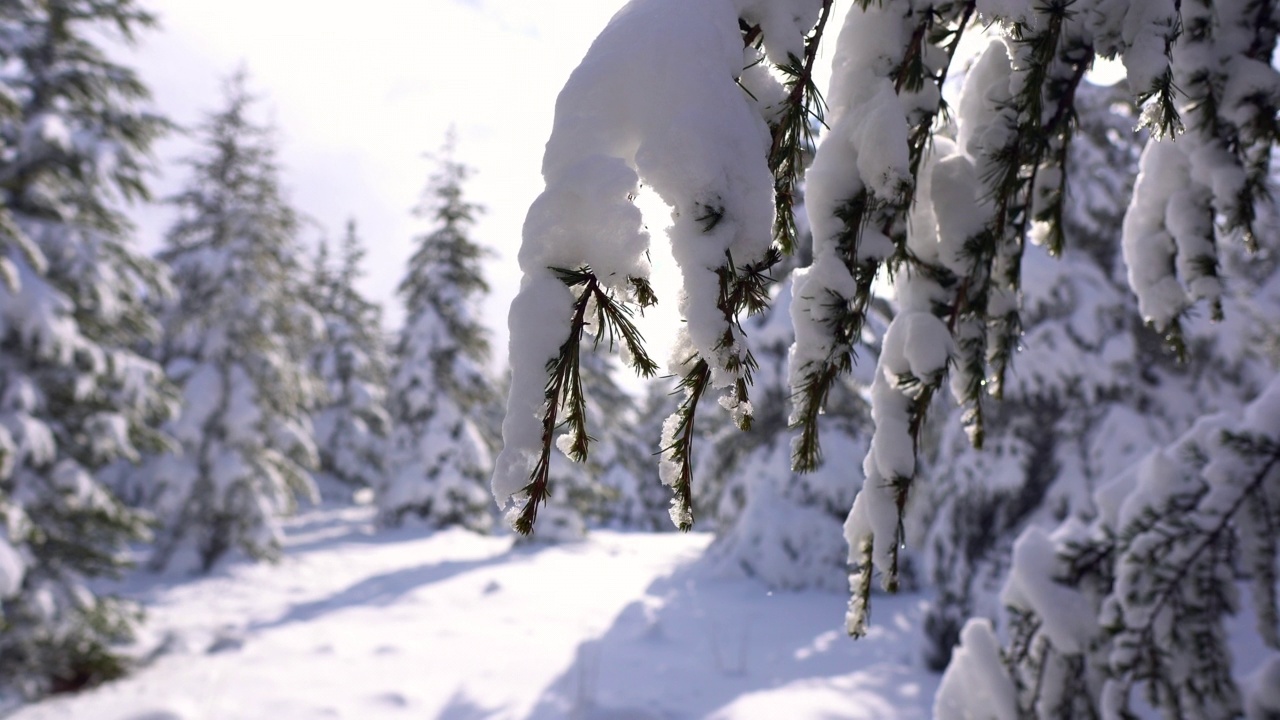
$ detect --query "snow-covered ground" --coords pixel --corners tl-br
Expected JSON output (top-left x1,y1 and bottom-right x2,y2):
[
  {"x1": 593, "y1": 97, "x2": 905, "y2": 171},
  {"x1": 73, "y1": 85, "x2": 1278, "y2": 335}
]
[{"x1": 7, "y1": 505, "x2": 939, "y2": 720}]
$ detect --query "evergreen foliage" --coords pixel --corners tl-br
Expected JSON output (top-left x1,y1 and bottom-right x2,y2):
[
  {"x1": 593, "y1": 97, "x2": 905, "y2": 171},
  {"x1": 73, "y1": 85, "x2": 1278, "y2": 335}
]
[
  {"x1": 699, "y1": 277, "x2": 873, "y2": 591},
  {"x1": 308, "y1": 221, "x2": 391, "y2": 500},
  {"x1": 919, "y1": 81, "x2": 1278, "y2": 672},
  {"x1": 143, "y1": 70, "x2": 321, "y2": 572},
  {"x1": 592, "y1": 375, "x2": 672, "y2": 532},
  {"x1": 508, "y1": 265, "x2": 658, "y2": 535},
  {"x1": 0, "y1": 0, "x2": 171, "y2": 697},
  {"x1": 377, "y1": 136, "x2": 494, "y2": 532},
  {"x1": 939, "y1": 376, "x2": 1280, "y2": 719},
  {"x1": 527, "y1": 340, "x2": 669, "y2": 540},
  {"x1": 919, "y1": 81, "x2": 1139, "y2": 668},
  {"x1": 496, "y1": 0, "x2": 1280, "y2": 711}
]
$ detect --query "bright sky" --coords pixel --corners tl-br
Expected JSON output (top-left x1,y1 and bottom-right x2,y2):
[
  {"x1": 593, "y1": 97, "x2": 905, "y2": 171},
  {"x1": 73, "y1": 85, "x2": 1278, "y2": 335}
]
[{"x1": 126, "y1": 0, "x2": 628, "y2": 360}]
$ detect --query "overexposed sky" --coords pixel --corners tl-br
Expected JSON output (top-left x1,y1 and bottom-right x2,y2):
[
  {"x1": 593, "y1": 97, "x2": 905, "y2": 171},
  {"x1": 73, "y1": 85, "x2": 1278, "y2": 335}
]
[{"x1": 126, "y1": 0, "x2": 628, "y2": 358}]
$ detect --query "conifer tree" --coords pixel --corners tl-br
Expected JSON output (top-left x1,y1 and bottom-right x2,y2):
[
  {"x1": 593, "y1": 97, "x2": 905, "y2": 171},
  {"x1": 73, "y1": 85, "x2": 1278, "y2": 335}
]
[
  {"x1": 308, "y1": 221, "x2": 390, "y2": 501},
  {"x1": 593, "y1": 375, "x2": 672, "y2": 531},
  {"x1": 378, "y1": 137, "x2": 493, "y2": 531},
  {"x1": 933, "y1": 90, "x2": 1280, "y2": 715},
  {"x1": 143, "y1": 71, "x2": 320, "y2": 572},
  {"x1": 0, "y1": 0, "x2": 171, "y2": 696},
  {"x1": 938, "y1": 370, "x2": 1280, "y2": 719}
]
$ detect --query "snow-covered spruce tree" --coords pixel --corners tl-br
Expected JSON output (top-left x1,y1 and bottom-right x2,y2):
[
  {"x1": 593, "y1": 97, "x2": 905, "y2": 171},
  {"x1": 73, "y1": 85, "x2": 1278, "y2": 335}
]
[
  {"x1": 594, "y1": 377, "x2": 675, "y2": 531},
  {"x1": 937, "y1": 373, "x2": 1280, "y2": 719},
  {"x1": 920, "y1": 75, "x2": 1280, "y2": 670},
  {"x1": 144, "y1": 71, "x2": 321, "y2": 572},
  {"x1": 378, "y1": 139, "x2": 494, "y2": 532},
  {"x1": 933, "y1": 154, "x2": 1280, "y2": 715},
  {"x1": 495, "y1": 0, "x2": 1279, "y2": 684},
  {"x1": 0, "y1": 0, "x2": 173, "y2": 697},
  {"x1": 308, "y1": 221, "x2": 390, "y2": 501}
]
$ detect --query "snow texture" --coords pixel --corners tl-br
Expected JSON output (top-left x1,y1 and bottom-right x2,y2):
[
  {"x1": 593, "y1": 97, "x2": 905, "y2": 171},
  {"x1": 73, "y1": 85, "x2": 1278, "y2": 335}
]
[
  {"x1": 1245, "y1": 655, "x2": 1280, "y2": 720},
  {"x1": 934, "y1": 619, "x2": 1018, "y2": 720},
  {"x1": 790, "y1": 0, "x2": 917, "y2": 418},
  {"x1": 1122, "y1": 140, "x2": 1196, "y2": 329},
  {"x1": 3, "y1": 505, "x2": 943, "y2": 719},
  {"x1": 0, "y1": 536, "x2": 24, "y2": 598}
]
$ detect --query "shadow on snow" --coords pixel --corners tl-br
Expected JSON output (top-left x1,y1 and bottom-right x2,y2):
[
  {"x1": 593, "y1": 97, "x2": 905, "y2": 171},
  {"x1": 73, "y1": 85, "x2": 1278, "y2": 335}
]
[
  {"x1": 248, "y1": 553, "x2": 510, "y2": 632},
  {"x1": 521, "y1": 554, "x2": 939, "y2": 720},
  {"x1": 436, "y1": 690, "x2": 506, "y2": 720}
]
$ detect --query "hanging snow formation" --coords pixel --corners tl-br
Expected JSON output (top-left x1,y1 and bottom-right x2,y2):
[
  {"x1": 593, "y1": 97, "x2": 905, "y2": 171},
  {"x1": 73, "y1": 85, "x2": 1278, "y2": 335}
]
[
  {"x1": 497, "y1": 5, "x2": 1280, "y2": 704},
  {"x1": 493, "y1": 0, "x2": 832, "y2": 533}
]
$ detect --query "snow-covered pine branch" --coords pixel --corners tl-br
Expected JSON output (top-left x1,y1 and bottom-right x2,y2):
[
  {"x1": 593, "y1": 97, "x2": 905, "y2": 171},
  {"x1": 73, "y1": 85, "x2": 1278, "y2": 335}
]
[
  {"x1": 809, "y1": 0, "x2": 1280, "y2": 636},
  {"x1": 790, "y1": 0, "x2": 974, "y2": 482},
  {"x1": 495, "y1": 0, "x2": 1280, "y2": 660},
  {"x1": 937, "y1": 376, "x2": 1280, "y2": 719},
  {"x1": 493, "y1": 0, "x2": 831, "y2": 535},
  {"x1": 1122, "y1": 0, "x2": 1280, "y2": 356},
  {"x1": 916, "y1": 79, "x2": 1153, "y2": 670}
]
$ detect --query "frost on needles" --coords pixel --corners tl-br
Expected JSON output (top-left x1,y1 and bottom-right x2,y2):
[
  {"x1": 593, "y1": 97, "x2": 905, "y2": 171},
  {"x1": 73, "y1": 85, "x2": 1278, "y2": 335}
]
[{"x1": 496, "y1": 0, "x2": 1280, "y2": 712}]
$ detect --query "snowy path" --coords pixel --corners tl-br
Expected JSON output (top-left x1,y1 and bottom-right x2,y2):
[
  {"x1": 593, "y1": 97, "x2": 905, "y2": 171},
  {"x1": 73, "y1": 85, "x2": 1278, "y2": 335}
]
[{"x1": 9, "y1": 506, "x2": 939, "y2": 720}]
